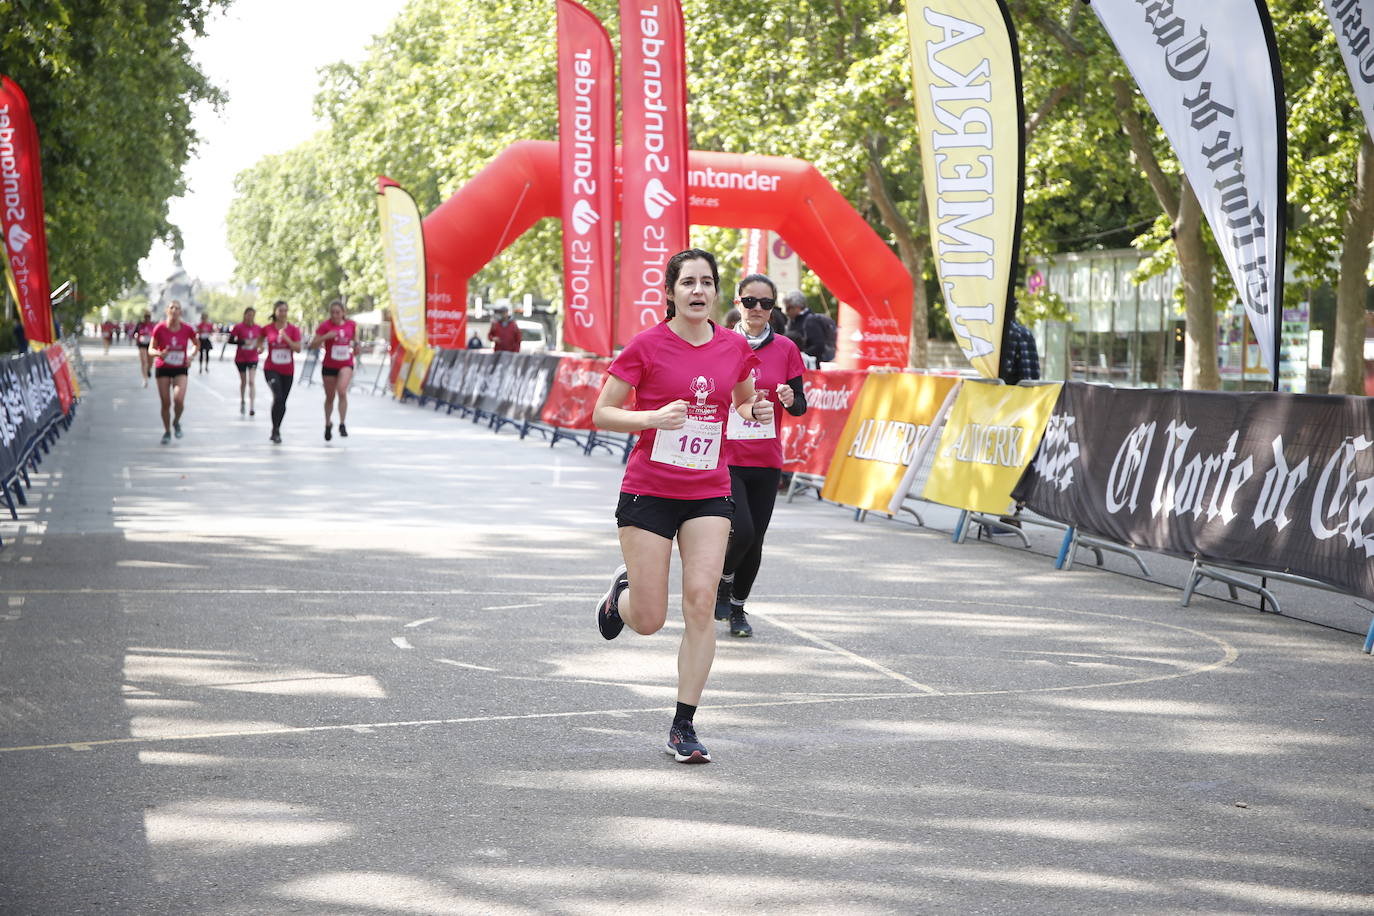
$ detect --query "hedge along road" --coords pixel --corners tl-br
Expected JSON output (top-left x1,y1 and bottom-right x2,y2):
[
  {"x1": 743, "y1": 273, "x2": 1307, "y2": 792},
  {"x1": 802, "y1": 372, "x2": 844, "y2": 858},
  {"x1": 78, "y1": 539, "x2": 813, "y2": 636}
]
[{"x1": 1, "y1": 346, "x2": 1371, "y2": 915}]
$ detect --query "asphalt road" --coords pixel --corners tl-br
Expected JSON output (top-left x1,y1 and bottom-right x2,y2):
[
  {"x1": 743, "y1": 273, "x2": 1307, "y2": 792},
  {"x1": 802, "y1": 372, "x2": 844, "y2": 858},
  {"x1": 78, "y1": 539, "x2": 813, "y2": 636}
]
[{"x1": 1, "y1": 343, "x2": 1371, "y2": 915}]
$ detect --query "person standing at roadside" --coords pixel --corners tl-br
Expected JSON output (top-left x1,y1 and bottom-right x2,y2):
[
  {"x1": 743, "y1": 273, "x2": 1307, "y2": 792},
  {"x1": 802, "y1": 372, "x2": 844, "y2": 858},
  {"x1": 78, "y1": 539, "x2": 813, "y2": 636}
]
[
  {"x1": 149, "y1": 300, "x2": 198, "y2": 444},
  {"x1": 261, "y1": 301, "x2": 301, "y2": 444},
  {"x1": 592, "y1": 248, "x2": 765, "y2": 764},
  {"x1": 782, "y1": 291, "x2": 835, "y2": 367},
  {"x1": 309, "y1": 300, "x2": 359, "y2": 441},
  {"x1": 229, "y1": 307, "x2": 263, "y2": 416},
  {"x1": 487, "y1": 305, "x2": 522, "y2": 352},
  {"x1": 195, "y1": 314, "x2": 215, "y2": 373},
  {"x1": 715, "y1": 274, "x2": 807, "y2": 638}
]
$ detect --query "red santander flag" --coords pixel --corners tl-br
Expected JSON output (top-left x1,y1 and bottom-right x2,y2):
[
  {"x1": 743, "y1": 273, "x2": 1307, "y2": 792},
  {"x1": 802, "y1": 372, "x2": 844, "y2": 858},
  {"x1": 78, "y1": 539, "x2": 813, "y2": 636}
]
[
  {"x1": 617, "y1": 0, "x2": 690, "y2": 346},
  {"x1": 557, "y1": 0, "x2": 616, "y2": 357},
  {"x1": 0, "y1": 76, "x2": 54, "y2": 345}
]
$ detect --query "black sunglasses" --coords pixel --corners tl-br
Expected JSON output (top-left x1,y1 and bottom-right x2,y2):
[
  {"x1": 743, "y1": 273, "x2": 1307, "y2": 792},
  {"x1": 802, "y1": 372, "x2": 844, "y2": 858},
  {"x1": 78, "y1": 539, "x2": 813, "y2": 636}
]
[{"x1": 739, "y1": 296, "x2": 776, "y2": 310}]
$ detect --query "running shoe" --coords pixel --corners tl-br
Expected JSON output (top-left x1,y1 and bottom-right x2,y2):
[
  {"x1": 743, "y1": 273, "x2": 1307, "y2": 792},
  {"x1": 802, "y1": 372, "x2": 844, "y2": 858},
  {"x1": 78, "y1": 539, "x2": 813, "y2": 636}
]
[
  {"x1": 249, "y1": 408, "x2": 255, "y2": 417},
  {"x1": 173, "y1": 422, "x2": 183, "y2": 439},
  {"x1": 270, "y1": 430, "x2": 281, "y2": 444},
  {"x1": 339, "y1": 423, "x2": 348, "y2": 437},
  {"x1": 596, "y1": 564, "x2": 628, "y2": 640},
  {"x1": 666, "y1": 721, "x2": 711, "y2": 763},
  {"x1": 729, "y1": 606, "x2": 753, "y2": 638},
  {"x1": 160, "y1": 432, "x2": 171, "y2": 445},
  {"x1": 239, "y1": 402, "x2": 245, "y2": 415},
  {"x1": 714, "y1": 577, "x2": 733, "y2": 621},
  {"x1": 324, "y1": 423, "x2": 333, "y2": 442}
]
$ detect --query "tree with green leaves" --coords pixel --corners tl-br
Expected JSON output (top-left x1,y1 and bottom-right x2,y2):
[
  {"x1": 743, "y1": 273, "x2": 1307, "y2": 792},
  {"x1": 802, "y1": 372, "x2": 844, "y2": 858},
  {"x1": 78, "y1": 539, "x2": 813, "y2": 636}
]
[{"x1": 1, "y1": 0, "x2": 228, "y2": 330}]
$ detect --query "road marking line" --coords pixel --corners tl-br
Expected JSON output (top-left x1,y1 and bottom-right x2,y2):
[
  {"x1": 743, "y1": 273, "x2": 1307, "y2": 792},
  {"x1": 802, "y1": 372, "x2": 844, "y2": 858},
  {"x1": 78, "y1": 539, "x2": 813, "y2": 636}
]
[
  {"x1": 391, "y1": 636, "x2": 413, "y2": 650},
  {"x1": 404, "y1": 617, "x2": 440, "y2": 628},
  {"x1": 482, "y1": 603, "x2": 540, "y2": 611},
  {"x1": 753, "y1": 611, "x2": 944, "y2": 695},
  {"x1": 436, "y1": 659, "x2": 499, "y2": 671}
]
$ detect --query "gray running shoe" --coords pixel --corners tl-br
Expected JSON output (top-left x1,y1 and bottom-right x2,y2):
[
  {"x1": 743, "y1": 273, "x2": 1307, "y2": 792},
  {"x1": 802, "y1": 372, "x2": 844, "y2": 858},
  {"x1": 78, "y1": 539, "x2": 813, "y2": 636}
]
[{"x1": 729, "y1": 606, "x2": 753, "y2": 638}]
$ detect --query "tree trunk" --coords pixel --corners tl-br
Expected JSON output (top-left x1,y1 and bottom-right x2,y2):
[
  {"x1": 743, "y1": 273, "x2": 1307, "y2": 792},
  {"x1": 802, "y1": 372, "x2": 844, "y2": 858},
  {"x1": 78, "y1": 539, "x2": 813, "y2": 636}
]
[
  {"x1": 1330, "y1": 134, "x2": 1374, "y2": 395},
  {"x1": 864, "y1": 151, "x2": 929, "y2": 368},
  {"x1": 1176, "y1": 180, "x2": 1219, "y2": 390}
]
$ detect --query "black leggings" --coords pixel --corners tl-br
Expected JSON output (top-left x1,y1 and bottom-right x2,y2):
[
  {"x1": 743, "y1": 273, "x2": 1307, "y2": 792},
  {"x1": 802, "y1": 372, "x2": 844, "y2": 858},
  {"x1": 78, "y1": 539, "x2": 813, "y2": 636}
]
[
  {"x1": 198, "y1": 339, "x2": 212, "y2": 368},
  {"x1": 724, "y1": 465, "x2": 782, "y2": 603},
  {"x1": 263, "y1": 370, "x2": 294, "y2": 430}
]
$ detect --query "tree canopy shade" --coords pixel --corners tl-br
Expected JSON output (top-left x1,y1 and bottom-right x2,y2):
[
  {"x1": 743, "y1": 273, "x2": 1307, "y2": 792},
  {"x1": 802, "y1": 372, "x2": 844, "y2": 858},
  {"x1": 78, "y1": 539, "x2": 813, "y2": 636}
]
[
  {"x1": 226, "y1": 0, "x2": 1374, "y2": 388},
  {"x1": 0, "y1": 0, "x2": 228, "y2": 329}
]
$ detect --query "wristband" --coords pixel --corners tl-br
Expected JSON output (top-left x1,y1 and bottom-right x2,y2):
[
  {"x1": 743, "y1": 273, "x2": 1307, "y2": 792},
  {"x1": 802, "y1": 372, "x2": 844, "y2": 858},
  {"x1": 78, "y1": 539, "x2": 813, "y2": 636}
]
[{"x1": 749, "y1": 401, "x2": 759, "y2": 421}]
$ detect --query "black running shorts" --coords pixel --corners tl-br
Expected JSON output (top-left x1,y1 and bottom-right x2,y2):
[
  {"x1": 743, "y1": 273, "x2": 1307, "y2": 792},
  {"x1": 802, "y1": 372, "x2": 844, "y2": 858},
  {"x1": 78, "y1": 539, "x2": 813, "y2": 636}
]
[
  {"x1": 616, "y1": 492, "x2": 734, "y2": 540},
  {"x1": 155, "y1": 366, "x2": 188, "y2": 379}
]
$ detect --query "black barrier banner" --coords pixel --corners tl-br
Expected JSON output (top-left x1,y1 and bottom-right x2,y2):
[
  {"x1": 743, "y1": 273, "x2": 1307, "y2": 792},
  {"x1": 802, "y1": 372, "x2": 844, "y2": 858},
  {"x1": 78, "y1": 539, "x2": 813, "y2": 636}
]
[
  {"x1": 473, "y1": 351, "x2": 512, "y2": 414},
  {"x1": 0, "y1": 352, "x2": 60, "y2": 485},
  {"x1": 424, "y1": 349, "x2": 461, "y2": 403},
  {"x1": 1013, "y1": 382, "x2": 1374, "y2": 600}
]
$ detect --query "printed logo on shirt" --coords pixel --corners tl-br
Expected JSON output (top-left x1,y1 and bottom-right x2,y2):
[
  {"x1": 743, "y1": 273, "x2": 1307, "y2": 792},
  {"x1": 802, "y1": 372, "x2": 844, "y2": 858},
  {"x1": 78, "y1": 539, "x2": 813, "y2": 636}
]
[{"x1": 689, "y1": 375, "x2": 716, "y2": 410}]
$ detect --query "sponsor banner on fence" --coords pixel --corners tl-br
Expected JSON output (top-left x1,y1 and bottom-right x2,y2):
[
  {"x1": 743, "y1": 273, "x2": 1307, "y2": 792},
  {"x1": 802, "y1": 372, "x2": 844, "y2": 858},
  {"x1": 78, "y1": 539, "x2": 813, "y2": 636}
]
[
  {"x1": 922, "y1": 381, "x2": 1060, "y2": 514},
  {"x1": 43, "y1": 345, "x2": 72, "y2": 415},
  {"x1": 1012, "y1": 382, "x2": 1374, "y2": 601},
  {"x1": 780, "y1": 369, "x2": 867, "y2": 477},
  {"x1": 821, "y1": 372, "x2": 959, "y2": 512},
  {"x1": 0, "y1": 352, "x2": 59, "y2": 484},
  {"x1": 541, "y1": 356, "x2": 615, "y2": 429}
]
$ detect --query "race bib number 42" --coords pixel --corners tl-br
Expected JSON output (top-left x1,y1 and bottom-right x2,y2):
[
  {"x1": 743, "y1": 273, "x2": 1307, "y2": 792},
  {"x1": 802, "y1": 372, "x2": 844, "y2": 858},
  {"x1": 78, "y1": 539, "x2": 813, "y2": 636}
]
[
  {"x1": 650, "y1": 417, "x2": 722, "y2": 470},
  {"x1": 330, "y1": 343, "x2": 352, "y2": 362},
  {"x1": 726, "y1": 407, "x2": 775, "y2": 441}
]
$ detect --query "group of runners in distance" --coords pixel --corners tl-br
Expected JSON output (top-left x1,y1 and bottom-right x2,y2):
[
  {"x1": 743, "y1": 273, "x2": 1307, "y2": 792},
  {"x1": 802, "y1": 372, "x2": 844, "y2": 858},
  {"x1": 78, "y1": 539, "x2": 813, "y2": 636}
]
[
  {"x1": 134, "y1": 298, "x2": 361, "y2": 445},
  {"x1": 594, "y1": 247, "x2": 808, "y2": 764}
]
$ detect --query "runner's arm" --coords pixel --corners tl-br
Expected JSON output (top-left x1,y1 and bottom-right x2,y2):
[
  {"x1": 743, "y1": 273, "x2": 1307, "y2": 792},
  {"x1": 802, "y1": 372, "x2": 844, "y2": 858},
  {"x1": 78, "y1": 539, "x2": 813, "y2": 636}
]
[
  {"x1": 782, "y1": 376, "x2": 807, "y2": 416},
  {"x1": 593, "y1": 376, "x2": 686, "y2": 432}
]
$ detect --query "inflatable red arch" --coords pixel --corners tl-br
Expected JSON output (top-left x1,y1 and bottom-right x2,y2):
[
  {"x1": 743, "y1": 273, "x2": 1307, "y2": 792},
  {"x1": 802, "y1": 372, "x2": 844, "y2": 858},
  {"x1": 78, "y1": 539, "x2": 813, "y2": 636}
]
[{"x1": 423, "y1": 139, "x2": 911, "y2": 368}]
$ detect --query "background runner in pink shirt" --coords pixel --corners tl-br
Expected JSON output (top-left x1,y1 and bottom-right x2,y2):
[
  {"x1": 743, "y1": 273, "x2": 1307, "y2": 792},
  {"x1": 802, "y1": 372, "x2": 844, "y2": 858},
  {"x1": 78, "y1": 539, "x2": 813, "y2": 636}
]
[
  {"x1": 716, "y1": 273, "x2": 809, "y2": 638},
  {"x1": 230, "y1": 307, "x2": 262, "y2": 417},
  {"x1": 148, "y1": 300, "x2": 198, "y2": 443},
  {"x1": 261, "y1": 300, "x2": 302, "y2": 444},
  {"x1": 309, "y1": 301, "x2": 360, "y2": 441}
]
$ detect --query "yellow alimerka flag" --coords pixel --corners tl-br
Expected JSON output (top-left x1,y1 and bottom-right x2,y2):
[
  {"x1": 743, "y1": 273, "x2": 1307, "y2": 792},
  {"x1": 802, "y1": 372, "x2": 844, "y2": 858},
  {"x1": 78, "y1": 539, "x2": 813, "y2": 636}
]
[
  {"x1": 905, "y1": 0, "x2": 1023, "y2": 378},
  {"x1": 923, "y1": 381, "x2": 1060, "y2": 515},
  {"x1": 821, "y1": 372, "x2": 959, "y2": 513},
  {"x1": 377, "y1": 176, "x2": 427, "y2": 356},
  {"x1": 404, "y1": 346, "x2": 434, "y2": 397}
]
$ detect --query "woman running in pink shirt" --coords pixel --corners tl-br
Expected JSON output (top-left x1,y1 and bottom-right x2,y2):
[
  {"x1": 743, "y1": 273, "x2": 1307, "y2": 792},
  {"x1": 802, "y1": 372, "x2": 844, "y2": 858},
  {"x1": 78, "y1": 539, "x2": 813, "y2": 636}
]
[
  {"x1": 148, "y1": 301, "x2": 198, "y2": 444},
  {"x1": 714, "y1": 273, "x2": 808, "y2": 637},
  {"x1": 261, "y1": 300, "x2": 302, "y2": 444},
  {"x1": 229, "y1": 307, "x2": 263, "y2": 416},
  {"x1": 592, "y1": 248, "x2": 767, "y2": 764},
  {"x1": 309, "y1": 300, "x2": 359, "y2": 441}
]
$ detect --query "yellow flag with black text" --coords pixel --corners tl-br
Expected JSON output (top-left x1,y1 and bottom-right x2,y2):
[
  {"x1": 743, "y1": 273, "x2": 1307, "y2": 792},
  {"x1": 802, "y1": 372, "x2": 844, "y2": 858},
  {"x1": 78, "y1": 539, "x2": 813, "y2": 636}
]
[
  {"x1": 821, "y1": 373, "x2": 959, "y2": 513},
  {"x1": 905, "y1": 0, "x2": 1023, "y2": 378},
  {"x1": 377, "y1": 176, "x2": 427, "y2": 356},
  {"x1": 923, "y1": 382, "x2": 1060, "y2": 514}
]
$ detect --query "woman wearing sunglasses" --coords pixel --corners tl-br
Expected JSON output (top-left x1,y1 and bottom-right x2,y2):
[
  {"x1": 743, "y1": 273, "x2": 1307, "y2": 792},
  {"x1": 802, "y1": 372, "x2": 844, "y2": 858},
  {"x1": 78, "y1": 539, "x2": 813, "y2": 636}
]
[{"x1": 715, "y1": 274, "x2": 808, "y2": 637}]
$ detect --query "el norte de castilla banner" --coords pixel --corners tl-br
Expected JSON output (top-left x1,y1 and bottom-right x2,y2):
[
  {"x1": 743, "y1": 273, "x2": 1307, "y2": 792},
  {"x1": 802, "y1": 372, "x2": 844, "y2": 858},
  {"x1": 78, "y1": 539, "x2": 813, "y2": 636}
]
[
  {"x1": 1013, "y1": 383, "x2": 1374, "y2": 602},
  {"x1": 905, "y1": 0, "x2": 1024, "y2": 379},
  {"x1": 1089, "y1": 0, "x2": 1286, "y2": 377}
]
